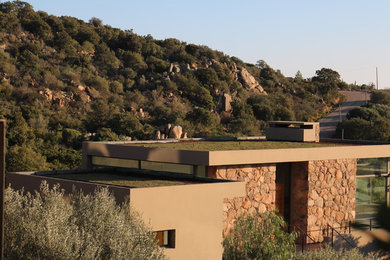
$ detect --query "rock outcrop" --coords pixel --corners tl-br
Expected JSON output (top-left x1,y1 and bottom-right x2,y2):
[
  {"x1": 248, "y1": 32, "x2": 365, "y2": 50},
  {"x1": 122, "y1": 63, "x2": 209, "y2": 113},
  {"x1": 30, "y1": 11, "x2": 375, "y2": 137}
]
[
  {"x1": 217, "y1": 93, "x2": 232, "y2": 112},
  {"x1": 168, "y1": 125, "x2": 183, "y2": 139},
  {"x1": 153, "y1": 124, "x2": 186, "y2": 140},
  {"x1": 238, "y1": 68, "x2": 266, "y2": 94}
]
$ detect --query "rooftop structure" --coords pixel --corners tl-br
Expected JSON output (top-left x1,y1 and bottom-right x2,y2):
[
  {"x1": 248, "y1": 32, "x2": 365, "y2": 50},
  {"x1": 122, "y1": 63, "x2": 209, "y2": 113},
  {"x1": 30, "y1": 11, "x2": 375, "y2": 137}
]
[{"x1": 266, "y1": 121, "x2": 320, "y2": 142}]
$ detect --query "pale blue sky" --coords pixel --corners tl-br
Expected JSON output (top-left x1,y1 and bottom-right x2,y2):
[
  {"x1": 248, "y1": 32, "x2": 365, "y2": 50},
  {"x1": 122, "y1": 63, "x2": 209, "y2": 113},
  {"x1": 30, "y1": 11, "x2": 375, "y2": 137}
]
[{"x1": 26, "y1": 0, "x2": 390, "y2": 88}]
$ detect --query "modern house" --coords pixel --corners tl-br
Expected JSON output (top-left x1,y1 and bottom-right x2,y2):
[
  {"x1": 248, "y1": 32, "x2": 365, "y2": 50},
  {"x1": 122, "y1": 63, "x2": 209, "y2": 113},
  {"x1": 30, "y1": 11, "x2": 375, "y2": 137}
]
[
  {"x1": 82, "y1": 136, "x2": 390, "y2": 243},
  {"x1": 6, "y1": 121, "x2": 390, "y2": 259}
]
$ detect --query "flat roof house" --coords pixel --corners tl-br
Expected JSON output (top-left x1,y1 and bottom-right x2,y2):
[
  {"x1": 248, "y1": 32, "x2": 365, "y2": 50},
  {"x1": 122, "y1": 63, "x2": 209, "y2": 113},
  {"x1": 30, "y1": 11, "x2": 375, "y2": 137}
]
[
  {"x1": 82, "y1": 137, "x2": 390, "y2": 243},
  {"x1": 6, "y1": 122, "x2": 390, "y2": 259}
]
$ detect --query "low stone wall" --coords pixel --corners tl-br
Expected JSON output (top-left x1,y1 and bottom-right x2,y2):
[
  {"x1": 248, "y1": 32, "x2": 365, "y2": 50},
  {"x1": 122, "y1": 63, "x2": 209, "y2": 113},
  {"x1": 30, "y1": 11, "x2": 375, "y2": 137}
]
[
  {"x1": 306, "y1": 159, "x2": 356, "y2": 242},
  {"x1": 207, "y1": 164, "x2": 276, "y2": 237}
]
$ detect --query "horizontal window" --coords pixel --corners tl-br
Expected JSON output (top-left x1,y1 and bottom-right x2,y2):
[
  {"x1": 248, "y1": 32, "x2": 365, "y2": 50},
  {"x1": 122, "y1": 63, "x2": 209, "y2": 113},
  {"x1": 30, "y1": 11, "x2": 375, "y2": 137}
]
[
  {"x1": 141, "y1": 161, "x2": 193, "y2": 174},
  {"x1": 91, "y1": 156, "x2": 206, "y2": 176},
  {"x1": 91, "y1": 156, "x2": 138, "y2": 168}
]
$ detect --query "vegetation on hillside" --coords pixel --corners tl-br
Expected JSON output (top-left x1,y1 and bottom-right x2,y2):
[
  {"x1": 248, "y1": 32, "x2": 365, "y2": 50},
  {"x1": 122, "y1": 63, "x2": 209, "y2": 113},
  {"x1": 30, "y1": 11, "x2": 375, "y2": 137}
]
[
  {"x1": 337, "y1": 90, "x2": 390, "y2": 141},
  {"x1": 0, "y1": 1, "x2": 369, "y2": 171}
]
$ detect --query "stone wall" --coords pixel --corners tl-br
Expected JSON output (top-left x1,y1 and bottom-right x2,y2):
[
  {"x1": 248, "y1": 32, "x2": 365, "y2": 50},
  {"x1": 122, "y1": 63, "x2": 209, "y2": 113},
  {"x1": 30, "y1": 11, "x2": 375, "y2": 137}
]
[
  {"x1": 306, "y1": 159, "x2": 356, "y2": 242},
  {"x1": 207, "y1": 159, "x2": 357, "y2": 242},
  {"x1": 207, "y1": 164, "x2": 276, "y2": 237}
]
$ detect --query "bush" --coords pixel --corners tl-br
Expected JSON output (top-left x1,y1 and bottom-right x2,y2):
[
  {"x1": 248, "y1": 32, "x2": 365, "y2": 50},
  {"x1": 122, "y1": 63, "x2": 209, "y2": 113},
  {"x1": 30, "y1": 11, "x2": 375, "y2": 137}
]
[
  {"x1": 5, "y1": 182, "x2": 166, "y2": 260},
  {"x1": 223, "y1": 212, "x2": 297, "y2": 260}
]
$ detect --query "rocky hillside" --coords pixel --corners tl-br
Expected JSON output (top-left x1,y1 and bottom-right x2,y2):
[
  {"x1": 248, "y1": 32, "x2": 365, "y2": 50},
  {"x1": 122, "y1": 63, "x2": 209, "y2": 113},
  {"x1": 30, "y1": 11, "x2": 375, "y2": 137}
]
[{"x1": 0, "y1": 1, "x2": 367, "y2": 171}]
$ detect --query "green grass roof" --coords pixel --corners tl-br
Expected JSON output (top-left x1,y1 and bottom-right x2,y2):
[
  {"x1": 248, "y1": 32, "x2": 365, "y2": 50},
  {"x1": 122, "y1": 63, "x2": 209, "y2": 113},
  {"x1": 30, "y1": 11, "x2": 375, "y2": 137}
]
[
  {"x1": 46, "y1": 172, "x2": 194, "y2": 188},
  {"x1": 130, "y1": 141, "x2": 339, "y2": 151}
]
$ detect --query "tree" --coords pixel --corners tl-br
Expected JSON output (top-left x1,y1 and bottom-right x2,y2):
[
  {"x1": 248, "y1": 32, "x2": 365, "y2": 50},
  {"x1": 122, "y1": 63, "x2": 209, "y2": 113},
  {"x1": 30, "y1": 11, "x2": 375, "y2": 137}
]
[
  {"x1": 346, "y1": 107, "x2": 380, "y2": 121},
  {"x1": 6, "y1": 145, "x2": 50, "y2": 172},
  {"x1": 185, "y1": 108, "x2": 215, "y2": 127},
  {"x1": 89, "y1": 17, "x2": 102, "y2": 27},
  {"x1": 223, "y1": 212, "x2": 297, "y2": 260},
  {"x1": 312, "y1": 68, "x2": 341, "y2": 84},
  {"x1": 295, "y1": 70, "x2": 303, "y2": 81},
  {"x1": 5, "y1": 182, "x2": 167, "y2": 260},
  {"x1": 95, "y1": 127, "x2": 120, "y2": 141},
  {"x1": 370, "y1": 90, "x2": 390, "y2": 105}
]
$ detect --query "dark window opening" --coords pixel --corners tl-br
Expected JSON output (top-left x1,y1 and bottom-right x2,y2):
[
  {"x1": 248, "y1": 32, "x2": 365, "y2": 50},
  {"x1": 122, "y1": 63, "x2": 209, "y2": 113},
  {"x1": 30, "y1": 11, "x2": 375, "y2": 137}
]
[{"x1": 155, "y1": 230, "x2": 175, "y2": 248}]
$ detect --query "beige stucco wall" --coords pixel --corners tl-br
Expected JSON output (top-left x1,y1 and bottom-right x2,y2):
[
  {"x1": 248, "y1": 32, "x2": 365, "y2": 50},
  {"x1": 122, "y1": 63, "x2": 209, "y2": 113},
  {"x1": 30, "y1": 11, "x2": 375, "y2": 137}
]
[
  {"x1": 208, "y1": 164, "x2": 276, "y2": 237},
  {"x1": 130, "y1": 182, "x2": 245, "y2": 260},
  {"x1": 6, "y1": 172, "x2": 130, "y2": 203},
  {"x1": 7, "y1": 172, "x2": 245, "y2": 260}
]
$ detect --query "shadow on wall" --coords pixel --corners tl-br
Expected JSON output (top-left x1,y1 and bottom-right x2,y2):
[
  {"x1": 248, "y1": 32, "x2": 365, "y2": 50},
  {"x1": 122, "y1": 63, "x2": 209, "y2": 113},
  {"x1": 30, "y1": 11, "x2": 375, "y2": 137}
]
[{"x1": 333, "y1": 230, "x2": 389, "y2": 258}]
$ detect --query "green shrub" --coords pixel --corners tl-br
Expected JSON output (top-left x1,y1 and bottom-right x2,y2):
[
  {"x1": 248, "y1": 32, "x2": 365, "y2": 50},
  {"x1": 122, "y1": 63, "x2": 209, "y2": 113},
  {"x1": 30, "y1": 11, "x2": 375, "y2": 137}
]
[
  {"x1": 6, "y1": 145, "x2": 50, "y2": 172},
  {"x1": 223, "y1": 212, "x2": 297, "y2": 260},
  {"x1": 5, "y1": 182, "x2": 166, "y2": 260}
]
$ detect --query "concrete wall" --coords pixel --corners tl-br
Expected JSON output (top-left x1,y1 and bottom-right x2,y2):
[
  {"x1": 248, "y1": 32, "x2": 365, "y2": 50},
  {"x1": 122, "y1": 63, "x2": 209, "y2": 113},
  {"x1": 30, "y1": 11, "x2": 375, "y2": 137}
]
[
  {"x1": 6, "y1": 173, "x2": 130, "y2": 203},
  {"x1": 129, "y1": 182, "x2": 245, "y2": 260},
  {"x1": 6, "y1": 172, "x2": 245, "y2": 260},
  {"x1": 208, "y1": 164, "x2": 276, "y2": 237}
]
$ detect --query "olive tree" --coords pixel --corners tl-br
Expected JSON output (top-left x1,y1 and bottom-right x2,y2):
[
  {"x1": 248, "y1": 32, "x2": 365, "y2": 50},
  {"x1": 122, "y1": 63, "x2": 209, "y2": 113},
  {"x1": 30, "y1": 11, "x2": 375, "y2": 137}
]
[
  {"x1": 5, "y1": 182, "x2": 166, "y2": 260},
  {"x1": 223, "y1": 212, "x2": 298, "y2": 260}
]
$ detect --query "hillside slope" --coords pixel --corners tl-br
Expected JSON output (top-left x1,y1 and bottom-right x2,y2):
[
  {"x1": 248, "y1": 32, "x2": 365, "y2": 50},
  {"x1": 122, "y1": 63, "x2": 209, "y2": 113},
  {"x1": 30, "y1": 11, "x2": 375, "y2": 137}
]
[{"x1": 0, "y1": 1, "x2": 367, "y2": 171}]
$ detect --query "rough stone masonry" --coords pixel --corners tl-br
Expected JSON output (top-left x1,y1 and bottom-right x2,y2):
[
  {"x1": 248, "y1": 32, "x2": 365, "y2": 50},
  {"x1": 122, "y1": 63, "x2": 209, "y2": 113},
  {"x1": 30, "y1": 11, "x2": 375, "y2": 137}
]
[{"x1": 207, "y1": 159, "x2": 356, "y2": 242}]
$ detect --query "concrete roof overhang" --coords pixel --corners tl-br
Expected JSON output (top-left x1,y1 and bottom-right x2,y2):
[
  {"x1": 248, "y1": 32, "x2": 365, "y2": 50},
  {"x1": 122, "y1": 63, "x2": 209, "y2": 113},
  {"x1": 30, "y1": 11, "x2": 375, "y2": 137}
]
[{"x1": 83, "y1": 142, "x2": 390, "y2": 166}]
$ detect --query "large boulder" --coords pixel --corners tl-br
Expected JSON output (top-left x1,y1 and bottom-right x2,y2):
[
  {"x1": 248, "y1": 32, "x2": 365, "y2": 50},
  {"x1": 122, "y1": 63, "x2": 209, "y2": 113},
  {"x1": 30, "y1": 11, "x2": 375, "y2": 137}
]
[
  {"x1": 168, "y1": 125, "x2": 183, "y2": 139},
  {"x1": 239, "y1": 68, "x2": 266, "y2": 94}
]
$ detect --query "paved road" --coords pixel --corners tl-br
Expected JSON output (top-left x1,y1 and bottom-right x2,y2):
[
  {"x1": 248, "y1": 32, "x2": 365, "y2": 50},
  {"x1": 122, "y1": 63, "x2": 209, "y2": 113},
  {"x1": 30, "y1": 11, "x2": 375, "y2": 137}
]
[{"x1": 319, "y1": 91, "x2": 370, "y2": 138}]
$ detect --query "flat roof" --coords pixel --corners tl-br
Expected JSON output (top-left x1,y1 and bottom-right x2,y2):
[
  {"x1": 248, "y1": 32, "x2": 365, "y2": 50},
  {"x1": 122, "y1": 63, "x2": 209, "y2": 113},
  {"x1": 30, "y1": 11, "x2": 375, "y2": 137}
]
[
  {"x1": 38, "y1": 169, "x2": 225, "y2": 188},
  {"x1": 268, "y1": 121, "x2": 318, "y2": 126},
  {"x1": 129, "y1": 140, "x2": 337, "y2": 151},
  {"x1": 83, "y1": 139, "x2": 390, "y2": 166}
]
